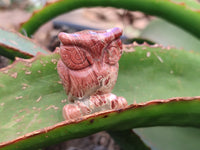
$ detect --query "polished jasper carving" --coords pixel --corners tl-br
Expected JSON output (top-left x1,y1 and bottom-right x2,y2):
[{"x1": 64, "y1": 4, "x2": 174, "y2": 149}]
[{"x1": 57, "y1": 27, "x2": 127, "y2": 120}]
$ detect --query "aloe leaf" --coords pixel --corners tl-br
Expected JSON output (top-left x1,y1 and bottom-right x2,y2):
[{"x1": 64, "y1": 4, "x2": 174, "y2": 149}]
[
  {"x1": 140, "y1": 18, "x2": 200, "y2": 52},
  {"x1": 109, "y1": 130, "x2": 151, "y2": 150},
  {"x1": 20, "y1": 0, "x2": 200, "y2": 39},
  {"x1": 171, "y1": 0, "x2": 200, "y2": 10},
  {"x1": 119, "y1": 44, "x2": 200, "y2": 150},
  {"x1": 0, "y1": 28, "x2": 49, "y2": 60},
  {"x1": 0, "y1": 45, "x2": 200, "y2": 149},
  {"x1": 135, "y1": 127, "x2": 200, "y2": 150},
  {"x1": 1, "y1": 97, "x2": 200, "y2": 150}
]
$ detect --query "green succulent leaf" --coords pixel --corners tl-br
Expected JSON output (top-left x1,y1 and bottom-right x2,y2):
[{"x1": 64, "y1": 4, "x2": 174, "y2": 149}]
[
  {"x1": 171, "y1": 0, "x2": 200, "y2": 10},
  {"x1": 135, "y1": 126, "x2": 200, "y2": 150},
  {"x1": 140, "y1": 18, "x2": 200, "y2": 52},
  {"x1": 109, "y1": 130, "x2": 151, "y2": 150},
  {"x1": 0, "y1": 44, "x2": 200, "y2": 149},
  {"x1": 20, "y1": 0, "x2": 200, "y2": 39},
  {"x1": 0, "y1": 28, "x2": 49, "y2": 60}
]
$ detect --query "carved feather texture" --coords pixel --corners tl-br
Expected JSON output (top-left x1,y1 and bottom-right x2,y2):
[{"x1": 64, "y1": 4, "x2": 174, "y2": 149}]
[
  {"x1": 57, "y1": 27, "x2": 127, "y2": 120},
  {"x1": 57, "y1": 27, "x2": 123, "y2": 101}
]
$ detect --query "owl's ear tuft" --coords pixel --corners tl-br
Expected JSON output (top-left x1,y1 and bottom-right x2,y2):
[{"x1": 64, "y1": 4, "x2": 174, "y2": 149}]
[
  {"x1": 106, "y1": 27, "x2": 123, "y2": 39},
  {"x1": 102, "y1": 27, "x2": 123, "y2": 45},
  {"x1": 58, "y1": 32, "x2": 71, "y2": 45}
]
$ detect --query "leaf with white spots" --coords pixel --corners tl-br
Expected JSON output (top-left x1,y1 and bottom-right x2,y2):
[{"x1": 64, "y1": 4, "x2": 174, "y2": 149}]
[
  {"x1": 0, "y1": 44, "x2": 200, "y2": 150},
  {"x1": 0, "y1": 28, "x2": 49, "y2": 60}
]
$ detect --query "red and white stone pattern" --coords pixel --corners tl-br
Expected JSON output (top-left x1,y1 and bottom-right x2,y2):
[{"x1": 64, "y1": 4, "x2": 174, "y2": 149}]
[{"x1": 57, "y1": 27, "x2": 127, "y2": 120}]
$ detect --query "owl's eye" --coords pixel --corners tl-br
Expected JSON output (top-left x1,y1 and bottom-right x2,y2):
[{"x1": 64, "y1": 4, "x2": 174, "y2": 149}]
[{"x1": 60, "y1": 46, "x2": 92, "y2": 70}]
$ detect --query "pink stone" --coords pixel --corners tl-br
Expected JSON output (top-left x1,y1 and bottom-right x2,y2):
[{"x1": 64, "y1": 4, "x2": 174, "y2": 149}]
[{"x1": 57, "y1": 27, "x2": 127, "y2": 120}]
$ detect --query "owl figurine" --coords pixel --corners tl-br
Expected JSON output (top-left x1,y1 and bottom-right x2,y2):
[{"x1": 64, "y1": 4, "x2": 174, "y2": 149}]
[{"x1": 57, "y1": 27, "x2": 127, "y2": 120}]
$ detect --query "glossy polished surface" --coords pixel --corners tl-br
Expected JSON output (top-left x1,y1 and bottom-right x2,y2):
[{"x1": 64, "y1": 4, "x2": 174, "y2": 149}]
[{"x1": 57, "y1": 28, "x2": 127, "y2": 120}]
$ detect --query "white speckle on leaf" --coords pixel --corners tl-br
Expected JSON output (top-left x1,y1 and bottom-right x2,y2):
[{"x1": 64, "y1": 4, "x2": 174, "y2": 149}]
[
  {"x1": 15, "y1": 115, "x2": 24, "y2": 123},
  {"x1": 36, "y1": 96, "x2": 42, "y2": 102},
  {"x1": 40, "y1": 60, "x2": 44, "y2": 64},
  {"x1": 16, "y1": 96, "x2": 23, "y2": 100},
  {"x1": 154, "y1": 52, "x2": 164, "y2": 63},
  {"x1": 57, "y1": 81, "x2": 62, "y2": 84},
  {"x1": 25, "y1": 71, "x2": 31, "y2": 75},
  {"x1": 25, "y1": 63, "x2": 32, "y2": 67},
  {"x1": 11, "y1": 72, "x2": 18, "y2": 78},
  {"x1": 157, "y1": 55, "x2": 163, "y2": 63},
  {"x1": 38, "y1": 70, "x2": 41, "y2": 73},
  {"x1": 1, "y1": 102, "x2": 5, "y2": 106},
  {"x1": 51, "y1": 59, "x2": 58, "y2": 64},
  {"x1": 3, "y1": 70, "x2": 8, "y2": 74},
  {"x1": 18, "y1": 108, "x2": 30, "y2": 113},
  {"x1": 123, "y1": 45, "x2": 135, "y2": 52},
  {"x1": 22, "y1": 83, "x2": 28, "y2": 90},
  {"x1": 146, "y1": 52, "x2": 151, "y2": 57},
  {"x1": 170, "y1": 70, "x2": 174, "y2": 74},
  {"x1": 61, "y1": 99, "x2": 67, "y2": 103},
  {"x1": 46, "y1": 105, "x2": 59, "y2": 110},
  {"x1": 15, "y1": 119, "x2": 21, "y2": 122}
]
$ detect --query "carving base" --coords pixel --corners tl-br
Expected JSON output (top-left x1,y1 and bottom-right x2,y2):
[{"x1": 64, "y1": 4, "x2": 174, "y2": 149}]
[{"x1": 63, "y1": 93, "x2": 127, "y2": 120}]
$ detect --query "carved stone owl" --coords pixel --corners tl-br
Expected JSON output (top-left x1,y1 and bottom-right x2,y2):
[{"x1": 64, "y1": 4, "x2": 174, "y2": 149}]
[{"x1": 57, "y1": 27, "x2": 127, "y2": 120}]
